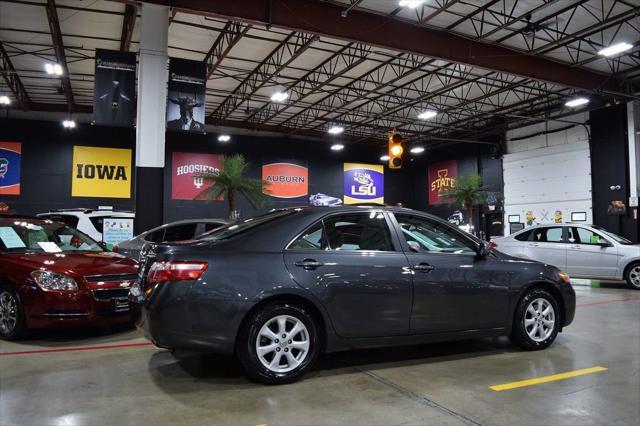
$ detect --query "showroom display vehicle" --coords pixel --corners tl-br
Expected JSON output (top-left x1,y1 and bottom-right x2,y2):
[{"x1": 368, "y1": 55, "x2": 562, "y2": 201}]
[
  {"x1": 492, "y1": 223, "x2": 640, "y2": 289},
  {"x1": 0, "y1": 217, "x2": 139, "y2": 340},
  {"x1": 37, "y1": 208, "x2": 135, "y2": 242},
  {"x1": 131, "y1": 206, "x2": 576, "y2": 384}
]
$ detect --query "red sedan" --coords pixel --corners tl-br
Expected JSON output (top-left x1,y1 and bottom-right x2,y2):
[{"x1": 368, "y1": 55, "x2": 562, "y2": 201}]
[{"x1": 0, "y1": 217, "x2": 139, "y2": 340}]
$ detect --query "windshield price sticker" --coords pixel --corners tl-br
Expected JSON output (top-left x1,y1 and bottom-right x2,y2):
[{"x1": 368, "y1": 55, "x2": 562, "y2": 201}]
[
  {"x1": 37, "y1": 242, "x2": 63, "y2": 253},
  {"x1": 0, "y1": 227, "x2": 26, "y2": 248}
]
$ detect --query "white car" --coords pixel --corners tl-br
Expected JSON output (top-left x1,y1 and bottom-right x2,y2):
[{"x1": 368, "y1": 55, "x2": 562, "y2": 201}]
[
  {"x1": 492, "y1": 223, "x2": 640, "y2": 289},
  {"x1": 309, "y1": 193, "x2": 343, "y2": 206},
  {"x1": 37, "y1": 208, "x2": 135, "y2": 242}
]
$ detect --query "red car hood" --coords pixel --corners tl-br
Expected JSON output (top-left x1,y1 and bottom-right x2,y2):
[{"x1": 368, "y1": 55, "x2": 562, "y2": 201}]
[{"x1": 6, "y1": 251, "x2": 138, "y2": 279}]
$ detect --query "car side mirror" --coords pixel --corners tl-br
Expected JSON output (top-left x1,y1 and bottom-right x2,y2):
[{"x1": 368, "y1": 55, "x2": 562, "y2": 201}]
[
  {"x1": 597, "y1": 241, "x2": 612, "y2": 248},
  {"x1": 476, "y1": 242, "x2": 490, "y2": 257}
]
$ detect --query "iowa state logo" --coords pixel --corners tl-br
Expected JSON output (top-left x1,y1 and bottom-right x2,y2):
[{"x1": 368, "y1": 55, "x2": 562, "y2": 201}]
[
  {"x1": 430, "y1": 169, "x2": 456, "y2": 193},
  {"x1": 427, "y1": 160, "x2": 458, "y2": 205},
  {"x1": 262, "y1": 163, "x2": 308, "y2": 198},
  {"x1": 0, "y1": 142, "x2": 22, "y2": 195}
]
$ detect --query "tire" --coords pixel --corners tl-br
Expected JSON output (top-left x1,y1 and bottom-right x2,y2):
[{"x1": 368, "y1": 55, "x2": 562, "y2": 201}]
[
  {"x1": 624, "y1": 262, "x2": 640, "y2": 290},
  {"x1": 0, "y1": 287, "x2": 27, "y2": 341},
  {"x1": 237, "y1": 302, "x2": 320, "y2": 385},
  {"x1": 509, "y1": 288, "x2": 560, "y2": 350}
]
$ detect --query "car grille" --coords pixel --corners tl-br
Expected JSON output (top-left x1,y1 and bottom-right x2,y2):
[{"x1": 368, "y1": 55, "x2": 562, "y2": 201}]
[
  {"x1": 91, "y1": 288, "x2": 130, "y2": 301},
  {"x1": 84, "y1": 274, "x2": 138, "y2": 283}
]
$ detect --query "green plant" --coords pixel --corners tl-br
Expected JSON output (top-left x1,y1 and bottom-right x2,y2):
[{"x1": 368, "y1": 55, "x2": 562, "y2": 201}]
[
  {"x1": 196, "y1": 154, "x2": 271, "y2": 218},
  {"x1": 440, "y1": 174, "x2": 488, "y2": 228}
]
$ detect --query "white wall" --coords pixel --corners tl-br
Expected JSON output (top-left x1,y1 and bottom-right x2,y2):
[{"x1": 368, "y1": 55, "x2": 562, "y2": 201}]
[{"x1": 503, "y1": 113, "x2": 591, "y2": 235}]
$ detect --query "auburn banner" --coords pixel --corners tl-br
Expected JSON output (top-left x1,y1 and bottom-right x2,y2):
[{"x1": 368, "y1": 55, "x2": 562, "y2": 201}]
[
  {"x1": 343, "y1": 163, "x2": 384, "y2": 205},
  {"x1": 262, "y1": 162, "x2": 308, "y2": 199},
  {"x1": 171, "y1": 152, "x2": 222, "y2": 200},
  {"x1": 428, "y1": 160, "x2": 457, "y2": 205},
  {"x1": 166, "y1": 58, "x2": 206, "y2": 134},
  {"x1": 93, "y1": 49, "x2": 136, "y2": 127},
  {"x1": 0, "y1": 142, "x2": 22, "y2": 195},
  {"x1": 71, "y1": 146, "x2": 132, "y2": 198}
]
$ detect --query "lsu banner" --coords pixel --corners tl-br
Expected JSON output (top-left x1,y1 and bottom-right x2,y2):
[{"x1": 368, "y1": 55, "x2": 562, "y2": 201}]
[
  {"x1": 171, "y1": 152, "x2": 222, "y2": 200},
  {"x1": 167, "y1": 58, "x2": 206, "y2": 133},
  {"x1": 428, "y1": 160, "x2": 457, "y2": 205},
  {"x1": 0, "y1": 142, "x2": 22, "y2": 195},
  {"x1": 262, "y1": 162, "x2": 308, "y2": 199},
  {"x1": 343, "y1": 163, "x2": 384, "y2": 205},
  {"x1": 93, "y1": 49, "x2": 136, "y2": 126},
  {"x1": 72, "y1": 146, "x2": 132, "y2": 198}
]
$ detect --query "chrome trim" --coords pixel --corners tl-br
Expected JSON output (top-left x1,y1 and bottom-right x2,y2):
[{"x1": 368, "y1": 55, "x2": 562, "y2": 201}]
[{"x1": 43, "y1": 312, "x2": 90, "y2": 317}]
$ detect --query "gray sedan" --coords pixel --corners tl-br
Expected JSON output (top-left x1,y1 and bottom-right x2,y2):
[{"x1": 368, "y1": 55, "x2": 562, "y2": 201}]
[
  {"x1": 114, "y1": 218, "x2": 227, "y2": 259},
  {"x1": 492, "y1": 223, "x2": 640, "y2": 289}
]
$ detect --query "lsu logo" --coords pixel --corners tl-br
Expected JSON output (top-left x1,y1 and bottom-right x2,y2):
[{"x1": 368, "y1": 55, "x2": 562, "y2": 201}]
[
  {"x1": 343, "y1": 163, "x2": 384, "y2": 205},
  {"x1": 72, "y1": 146, "x2": 131, "y2": 198}
]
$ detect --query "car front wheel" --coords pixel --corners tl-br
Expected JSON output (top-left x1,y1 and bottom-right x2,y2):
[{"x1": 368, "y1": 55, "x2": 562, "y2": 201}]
[
  {"x1": 510, "y1": 288, "x2": 560, "y2": 350},
  {"x1": 0, "y1": 288, "x2": 26, "y2": 340},
  {"x1": 624, "y1": 262, "x2": 640, "y2": 290},
  {"x1": 237, "y1": 302, "x2": 320, "y2": 385}
]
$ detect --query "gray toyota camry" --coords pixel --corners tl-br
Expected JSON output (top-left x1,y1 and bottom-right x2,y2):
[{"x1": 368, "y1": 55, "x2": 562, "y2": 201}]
[{"x1": 130, "y1": 206, "x2": 576, "y2": 385}]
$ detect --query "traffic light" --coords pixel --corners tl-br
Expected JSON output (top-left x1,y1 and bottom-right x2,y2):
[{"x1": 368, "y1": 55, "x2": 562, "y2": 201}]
[{"x1": 388, "y1": 131, "x2": 403, "y2": 169}]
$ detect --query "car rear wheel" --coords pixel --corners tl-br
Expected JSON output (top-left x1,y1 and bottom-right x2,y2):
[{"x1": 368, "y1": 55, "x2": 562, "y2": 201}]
[
  {"x1": 624, "y1": 263, "x2": 640, "y2": 290},
  {"x1": 0, "y1": 288, "x2": 26, "y2": 341},
  {"x1": 237, "y1": 302, "x2": 320, "y2": 385},
  {"x1": 510, "y1": 288, "x2": 560, "y2": 350}
]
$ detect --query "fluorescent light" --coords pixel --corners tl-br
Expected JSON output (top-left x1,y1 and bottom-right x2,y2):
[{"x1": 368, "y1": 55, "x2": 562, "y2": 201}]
[
  {"x1": 270, "y1": 91, "x2": 288, "y2": 102},
  {"x1": 62, "y1": 119, "x2": 76, "y2": 128},
  {"x1": 54, "y1": 64, "x2": 63, "y2": 75},
  {"x1": 565, "y1": 97, "x2": 589, "y2": 108},
  {"x1": 598, "y1": 42, "x2": 633, "y2": 57},
  {"x1": 418, "y1": 110, "x2": 437, "y2": 120},
  {"x1": 399, "y1": 0, "x2": 425, "y2": 8},
  {"x1": 410, "y1": 146, "x2": 425, "y2": 154},
  {"x1": 0, "y1": 95, "x2": 10, "y2": 105},
  {"x1": 380, "y1": 155, "x2": 390, "y2": 161},
  {"x1": 330, "y1": 144, "x2": 344, "y2": 151},
  {"x1": 45, "y1": 63, "x2": 63, "y2": 75},
  {"x1": 218, "y1": 134, "x2": 231, "y2": 142},
  {"x1": 328, "y1": 125, "x2": 344, "y2": 135}
]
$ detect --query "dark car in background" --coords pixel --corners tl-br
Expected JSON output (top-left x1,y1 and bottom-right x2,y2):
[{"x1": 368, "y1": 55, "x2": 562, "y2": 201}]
[
  {"x1": 0, "y1": 217, "x2": 138, "y2": 340},
  {"x1": 131, "y1": 206, "x2": 576, "y2": 384}
]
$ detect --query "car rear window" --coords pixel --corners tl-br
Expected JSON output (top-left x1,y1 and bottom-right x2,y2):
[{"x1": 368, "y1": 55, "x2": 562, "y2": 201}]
[
  {"x1": 198, "y1": 210, "x2": 295, "y2": 241},
  {"x1": 40, "y1": 214, "x2": 79, "y2": 228}
]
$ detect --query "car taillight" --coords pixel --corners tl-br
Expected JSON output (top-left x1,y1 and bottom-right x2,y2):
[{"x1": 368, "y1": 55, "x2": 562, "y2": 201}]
[
  {"x1": 146, "y1": 261, "x2": 208, "y2": 284},
  {"x1": 488, "y1": 241, "x2": 498, "y2": 249}
]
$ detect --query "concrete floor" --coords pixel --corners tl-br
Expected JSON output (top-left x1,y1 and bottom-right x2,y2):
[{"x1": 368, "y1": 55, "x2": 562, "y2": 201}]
[{"x1": 1, "y1": 283, "x2": 639, "y2": 426}]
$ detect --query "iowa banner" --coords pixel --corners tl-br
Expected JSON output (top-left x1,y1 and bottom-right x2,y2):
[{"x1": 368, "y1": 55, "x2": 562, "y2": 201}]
[
  {"x1": 93, "y1": 49, "x2": 136, "y2": 126},
  {"x1": 343, "y1": 163, "x2": 384, "y2": 205},
  {"x1": 0, "y1": 142, "x2": 21, "y2": 195},
  {"x1": 428, "y1": 160, "x2": 457, "y2": 205},
  {"x1": 72, "y1": 146, "x2": 132, "y2": 198},
  {"x1": 171, "y1": 152, "x2": 222, "y2": 200},
  {"x1": 166, "y1": 58, "x2": 206, "y2": 133}
]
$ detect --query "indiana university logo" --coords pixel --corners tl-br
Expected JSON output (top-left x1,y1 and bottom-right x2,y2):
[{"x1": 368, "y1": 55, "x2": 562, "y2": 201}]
[{"x1": 75, "y1": 164, "x2": 128, "y2": 180}]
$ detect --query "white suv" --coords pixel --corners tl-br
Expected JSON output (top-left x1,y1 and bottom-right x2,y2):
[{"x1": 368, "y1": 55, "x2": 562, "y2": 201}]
[{"x1": 37, "y1": 208, "x2": 135, "y2": 242}]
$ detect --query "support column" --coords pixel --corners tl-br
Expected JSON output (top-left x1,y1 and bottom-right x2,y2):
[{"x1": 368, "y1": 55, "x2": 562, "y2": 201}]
[{"x1": 134, "y1": 2, "x2": 169, "y2": 234}]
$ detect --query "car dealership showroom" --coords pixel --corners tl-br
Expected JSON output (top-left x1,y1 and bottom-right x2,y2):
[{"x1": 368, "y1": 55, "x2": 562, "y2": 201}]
[{"x1": 1, "y1": 0, "x2": 640, "y2": 425}]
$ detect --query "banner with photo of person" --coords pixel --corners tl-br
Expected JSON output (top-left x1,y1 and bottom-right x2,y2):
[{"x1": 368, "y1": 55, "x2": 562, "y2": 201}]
[
  {"x1": 93, "y1": 49, "x2": 136, "y2": 126},
  {"x1": 166, "y1": 58, "x2": 206, "y2": 133},
  {"x1": 343, "y1": 163, "x2": 384, "y2": 205}
]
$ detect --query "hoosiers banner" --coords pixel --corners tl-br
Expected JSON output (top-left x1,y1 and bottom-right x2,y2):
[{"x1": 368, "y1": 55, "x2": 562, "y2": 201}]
[
  {"x1": 0, "y1": 142, "x2": 22, "y2": 195},
  {"x1": 166, "y1": 58, "x2": 206, "y2": 133},
  {"x1": 72, "y1": 146, "x2": 132, "y2": 198},
  {"x1": 428, "y1": 160, "x2": 457, "y2": 205},
  {"x1": 343, "y1": 163, "x2": 384, "y2": 205},
  {"x1": 171, "y1": 152, "x2": 222, "y2": 200},
  {"x1": 93, "y1": 49, "x2": 136, "y2": 126},
  {"x1": 262, "y1": 162, "x2": 308, "y2": 199}
]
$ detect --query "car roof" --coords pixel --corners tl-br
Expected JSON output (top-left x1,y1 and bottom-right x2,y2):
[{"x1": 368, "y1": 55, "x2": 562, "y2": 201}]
[{"x1": 0, "y1": 217, "x2": 49, "y2": 225}]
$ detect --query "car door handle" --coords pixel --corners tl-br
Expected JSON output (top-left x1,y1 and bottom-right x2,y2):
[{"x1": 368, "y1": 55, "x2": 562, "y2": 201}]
[
  {"x1": 294, "y1": 259, "x2": 323, "y2": 270},
  {"x1": 528, "y1": 243, "x2": 540, "y2": 247},
  {"x1": 411, "y1": 263, "x2": 434, "y2": 272}
]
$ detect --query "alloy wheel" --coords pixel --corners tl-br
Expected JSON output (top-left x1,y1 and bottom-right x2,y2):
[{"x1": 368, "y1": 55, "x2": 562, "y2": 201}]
[
  {"x1": 629, "y1": 266, "x2": 640, "y2": 288},
  {"x1": 0, "y1": 291, "x2": 18, "y2": 335},
  {"x1": 524, "y1": 298, "x2": 555, "y2": 342},
  {"x1": 255, "y1": 315, "x2": 310, "y2": 373}
]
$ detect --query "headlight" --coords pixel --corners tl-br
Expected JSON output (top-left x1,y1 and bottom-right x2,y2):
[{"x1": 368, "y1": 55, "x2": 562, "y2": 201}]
[
  {"x1": 558, "y1": 272, "x2": 571, "y2": 284},
  {"x1": 31, "y1": 270, "x2": 79, "y2": 291}
]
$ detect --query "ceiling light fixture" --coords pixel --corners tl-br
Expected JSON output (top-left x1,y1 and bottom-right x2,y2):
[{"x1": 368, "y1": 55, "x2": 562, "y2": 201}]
[
  {"x1": 399, "y1": 0, "x2": 425, "y2": 9},
  {"x1": 598, "y1": 42, "x2": 633, "y2": 57},
  {"x1": 270, "y1": 91, "x2": 289, "y2": 102},
  {"x1": 0, "y1": 95, "x2": 10, "y2": 105},
  {"x1": 45, "y1": 63, "x2": 63, "y2": 76},
  {"x1": 330, "y1": 144, "x2": 344, "y2": 151},
  {"x1": 418, "y1": 110, "x2": 437, "y2": 120},
  {"x1": 380, "y1": 155, "x2": 390, "y2": 162},
  {"x1": 410, "y1": 146, "x2": 425, "y2": 154},
  {"x1": 328, "y1": 125, "x2": 344, "y2": 135},
  {"x1": 218, "y1": 134, "x2": 231, "y2": 142},
  {"x1": 565, "y1": 97, "x2": 589, "y2": 108},
  {"x1": 62, "y1": 119, "x2": 76, "y2": 128}
]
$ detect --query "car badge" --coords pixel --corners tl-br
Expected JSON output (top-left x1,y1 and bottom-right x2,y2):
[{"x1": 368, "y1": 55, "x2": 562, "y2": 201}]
[{"x1": 120, "y1": 281, "x2": 131, "y2": 288}]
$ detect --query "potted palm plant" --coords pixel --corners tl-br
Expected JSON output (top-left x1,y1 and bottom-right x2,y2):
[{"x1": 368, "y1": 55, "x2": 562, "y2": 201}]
[
  {"x1": 196, "y1": 154, "x2": 271, "y2": 219},
  {"x1": 440, "y1": 174, "x2": 488, "y2": 229}
]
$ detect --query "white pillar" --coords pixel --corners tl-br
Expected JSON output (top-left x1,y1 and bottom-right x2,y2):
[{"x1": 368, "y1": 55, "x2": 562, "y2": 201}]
[{"x1": 627, "y1": 101, "x2": 639, "y2": 203}]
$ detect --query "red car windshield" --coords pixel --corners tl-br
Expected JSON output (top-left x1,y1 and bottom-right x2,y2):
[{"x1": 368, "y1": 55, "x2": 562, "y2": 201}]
[{"x1": 0, "y1": 221, "x2": 103, "y2": 254}]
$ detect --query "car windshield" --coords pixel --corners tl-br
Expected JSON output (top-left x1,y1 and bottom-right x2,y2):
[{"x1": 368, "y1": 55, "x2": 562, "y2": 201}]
[
  {"x1": 0, "y1": 221, "x2": 103, "y2": 253},
  {"x1": 197, "y1": 210, "x2": 295, "y2": 241},
  {"x1": 592, "y1": 225, "x2": 634, "y2": 245}
]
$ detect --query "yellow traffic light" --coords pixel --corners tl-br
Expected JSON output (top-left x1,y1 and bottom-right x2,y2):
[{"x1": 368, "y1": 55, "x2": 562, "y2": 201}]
[{"x1": 389, "y1": 132, "x2": 403, "y2": 169}]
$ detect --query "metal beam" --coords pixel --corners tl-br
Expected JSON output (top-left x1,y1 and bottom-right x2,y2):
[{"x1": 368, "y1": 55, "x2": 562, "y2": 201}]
[
  {"x1": 205, "y1": 21, "x2": 251, "y2": 79},
  {"x1": 146, "y1": 0, "x2": 628, "y2": 96},
  {"x1": 45, "y1": 0, "x2": 74, "y2": 112},
  {"x1": 120, "y1": 3, "x2": 137, "y2": 51},
  {"x1": 0, "y1": 41, "x2": 31, "y2": 107}
]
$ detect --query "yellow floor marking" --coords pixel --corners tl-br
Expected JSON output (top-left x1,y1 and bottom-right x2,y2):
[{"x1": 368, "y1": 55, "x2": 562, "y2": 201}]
[{"x1": 490, "y1": 366, "x2": 607, "y2": 391}]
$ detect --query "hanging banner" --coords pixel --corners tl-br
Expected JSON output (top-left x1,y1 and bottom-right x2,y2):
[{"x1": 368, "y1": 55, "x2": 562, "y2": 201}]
[
  {"x1": 262, "y1": 162, "x2": 308, "y2": 199},
  {"x1": 343, "y1": 163, "x2": 384, "y2": 205},
  {"x1": 166, "y1": 58, "x2": 206, "y2": 133},
  {"x1": 93, "y1": 49, "x2": 136, "y2": 127},
  {"x1": 428, "y1": 160, "x2": 458, "y2": 205},
  {"x1": 171, "y1": 152, "x2": 223, "y2": 200},
  {"x1": 72, "y1": 146, "x2": 132, "y2": 198},
  {"x1": 0, "y1": 142, "x2": 21, "y2": 195}
]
